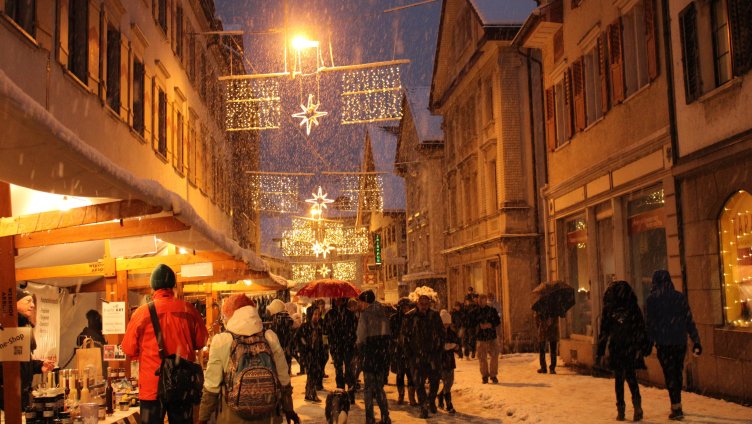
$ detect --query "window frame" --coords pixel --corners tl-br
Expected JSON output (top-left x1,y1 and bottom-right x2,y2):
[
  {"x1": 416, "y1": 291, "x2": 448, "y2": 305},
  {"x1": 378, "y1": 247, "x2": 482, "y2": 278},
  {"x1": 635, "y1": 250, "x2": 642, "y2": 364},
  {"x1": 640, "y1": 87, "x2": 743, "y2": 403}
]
[
  {"x1": 132, "y1": 57, "x2": 146, "y2": 136},
  {"x1": 157, "y1": 87, "x2": 168, "y2": 158},
  {"x1": 621, "y1": 2, "x2": 650, "y2": 97},
  {"x1": 711, "y1": 0, "x2": 733, "y2": 87},
  {"x1": 584, "y1": 45, "x2": 604, "y2": 126},
  {"x1": 4, "y1": 0, "x2": 36, "y2": 36},
  {"x1": 68, "y1": 0, "x2": 89, "y2": 84},
  {"x1": 106, "y1": 23, "x2": 122, "y2": 113}
]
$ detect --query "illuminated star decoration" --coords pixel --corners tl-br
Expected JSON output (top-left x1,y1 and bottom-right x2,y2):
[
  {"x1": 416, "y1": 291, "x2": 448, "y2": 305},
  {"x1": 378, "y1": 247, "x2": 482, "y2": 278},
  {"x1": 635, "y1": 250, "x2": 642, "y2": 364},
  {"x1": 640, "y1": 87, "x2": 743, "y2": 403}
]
[
  {"x1": 312, "y1": 240, "x2": 335, "y2": 258},
  {"x1": 306, "y1": 186, "x2": 334, "y2": 212},
  {"x1": 292, "y1": 94, "x2": 328, "y2": 135},
  {"x1": 317, "y1": 265, "x2": 332, "y2": 278}
]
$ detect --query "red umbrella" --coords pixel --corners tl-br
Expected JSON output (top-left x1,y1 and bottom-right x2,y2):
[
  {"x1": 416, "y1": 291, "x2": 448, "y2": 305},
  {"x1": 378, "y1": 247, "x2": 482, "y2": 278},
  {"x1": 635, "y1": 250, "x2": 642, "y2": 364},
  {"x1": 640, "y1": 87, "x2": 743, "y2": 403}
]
[{"x1": 296, "y1": 279, "x2": 361, "y2": 298}]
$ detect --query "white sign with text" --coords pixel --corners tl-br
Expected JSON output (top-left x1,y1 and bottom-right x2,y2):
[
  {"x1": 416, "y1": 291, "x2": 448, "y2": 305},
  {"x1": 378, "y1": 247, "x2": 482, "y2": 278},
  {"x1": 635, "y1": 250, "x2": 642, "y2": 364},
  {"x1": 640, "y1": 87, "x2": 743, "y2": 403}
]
[
  {"x1": 102, "y1": 302, "x2": 126, "y2": 335},
  {"x1": 0, "y1": 327, "x2": 32, "y2": 361}
]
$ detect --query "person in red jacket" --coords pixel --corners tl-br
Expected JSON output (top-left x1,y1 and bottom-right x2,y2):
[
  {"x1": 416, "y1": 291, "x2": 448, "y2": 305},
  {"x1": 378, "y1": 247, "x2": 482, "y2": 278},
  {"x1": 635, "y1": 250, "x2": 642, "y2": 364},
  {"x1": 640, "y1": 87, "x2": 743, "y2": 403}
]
[{"x1": 122, "y1": 264, "x2": 208, "y2": 424}]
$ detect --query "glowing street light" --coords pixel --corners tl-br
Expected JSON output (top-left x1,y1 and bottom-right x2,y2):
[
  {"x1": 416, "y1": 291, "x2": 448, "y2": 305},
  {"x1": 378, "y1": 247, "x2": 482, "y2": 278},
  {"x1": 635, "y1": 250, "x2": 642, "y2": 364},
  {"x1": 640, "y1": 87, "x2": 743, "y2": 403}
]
[{"x1": 291, "y1": 35, "x2": 319, "y2": 50}]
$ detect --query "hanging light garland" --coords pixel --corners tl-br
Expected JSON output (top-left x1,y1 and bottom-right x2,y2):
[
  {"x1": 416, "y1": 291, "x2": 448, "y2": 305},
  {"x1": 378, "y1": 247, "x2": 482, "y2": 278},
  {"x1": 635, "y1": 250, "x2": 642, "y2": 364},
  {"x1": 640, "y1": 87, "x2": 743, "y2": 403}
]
[
  {"x1": 323, "y1": 172, "x2": 384, "y2": 212},
  {"x1": 340, "y1": 63, "x2": 403, "y2": 124},
  {"x1": 222, "y1": 76, "x2": 282, "y2": 131},
  {"x1": 247, "y1": 172, "x2": 313, "y2": 214},
  {"x1": 292, "y1": 260, "x2": 358, "y2": 283}
]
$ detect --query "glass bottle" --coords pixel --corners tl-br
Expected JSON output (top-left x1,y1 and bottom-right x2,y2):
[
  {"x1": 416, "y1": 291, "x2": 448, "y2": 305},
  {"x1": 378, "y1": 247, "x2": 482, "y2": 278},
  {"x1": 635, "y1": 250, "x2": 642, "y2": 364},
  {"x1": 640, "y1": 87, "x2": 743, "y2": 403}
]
[{"x1": 105, "y1": 367, "x2": 114, "y2": 415}]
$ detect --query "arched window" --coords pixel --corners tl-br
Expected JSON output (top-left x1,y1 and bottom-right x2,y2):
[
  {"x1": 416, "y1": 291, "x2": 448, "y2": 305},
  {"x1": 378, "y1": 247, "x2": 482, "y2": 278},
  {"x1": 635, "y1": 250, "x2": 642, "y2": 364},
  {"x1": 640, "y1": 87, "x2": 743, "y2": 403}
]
[{"x1": 719, "y1": 190, "x2": 752, "y2": 327}]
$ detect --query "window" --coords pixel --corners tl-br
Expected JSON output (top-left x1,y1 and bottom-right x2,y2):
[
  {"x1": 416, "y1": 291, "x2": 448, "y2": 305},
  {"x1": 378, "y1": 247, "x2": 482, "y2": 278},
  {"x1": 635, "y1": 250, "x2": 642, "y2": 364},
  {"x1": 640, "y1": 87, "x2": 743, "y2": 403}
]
[
  {"x1": 188, "y1": 26, "x2": 196, "y2": 81},
  {"x1": 483, "y1": 77, "x2": 494, "y2": 125},
  {"x1": 454, "y1": 5, "x2": 472, "y2": 60},
  {"x1": 622, "y1": 3, "x2": 650, "y2": 96},
  {"x1": 564, "y1": 217, "x2": 591, "y2": 335},
  {"x1": 157, "y1": 89, "x2": 167, "y2": 157},
  {"x1": 719, "y1": 190, "x2": 752, "y2": 327},
  {"x1": 584, "y1": 46, "x2": 604, "y2": 125},
  {"x1": 679, "y1": 3, "x2": 701, "y2": 103},
  {"x1": 106, "y1": 24, "x2": 121, "y2": 112},
  {"x1": 553, "y1": 78, "x2": 572, "y2": 146},
  {"x1": 626, "y1": 187, "x2": 667, "y2": 307},
  {"x1": 175, "y1": 5, "x2": 183, "y2": 60},
  {"x1": 157, "y1": 0, "x2": 167, "y2": 34},
  {"x1": 132, "y1": 59, "x2": 145, "y2": 135},
  {"x1": 175, "y1": 110, "x2": 184, "y2": 172},
  {"x1": 711, "y1": 0, "x2": 733, "y2": 86},
  {"x1": 4, "y1": 0, "x2": 35, "y2": 35},
  {"x1": 487, "y1": 159, "x2": 497, "y2": 212},
  {"x1": 188, "y1": 114, "x2": 197, "y2": 184},
  {"x1": 68, "y1": 0, "x2": 88, "y2": 83}
]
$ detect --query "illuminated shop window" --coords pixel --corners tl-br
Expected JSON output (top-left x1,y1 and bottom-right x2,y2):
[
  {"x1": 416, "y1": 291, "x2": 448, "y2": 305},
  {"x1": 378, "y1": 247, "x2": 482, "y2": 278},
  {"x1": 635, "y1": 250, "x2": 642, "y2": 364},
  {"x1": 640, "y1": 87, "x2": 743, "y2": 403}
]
[
  {"x1": 719, "y1": 190, "x2": 752, "y2": 328},
  {"x1": 565, "y1": 217, "x2": 591, "y2": 335}
]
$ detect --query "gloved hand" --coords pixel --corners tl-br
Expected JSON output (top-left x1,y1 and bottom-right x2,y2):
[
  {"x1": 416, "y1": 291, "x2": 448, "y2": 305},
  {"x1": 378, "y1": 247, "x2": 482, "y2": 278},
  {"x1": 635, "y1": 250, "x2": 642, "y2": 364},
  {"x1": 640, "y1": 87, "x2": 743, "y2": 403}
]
[
  {"x1": 693, "y1": 342, "x2": 702, "y2": 356},
  {"x1": 281, "y1": 384, "x2": 299, "y2": 423}
]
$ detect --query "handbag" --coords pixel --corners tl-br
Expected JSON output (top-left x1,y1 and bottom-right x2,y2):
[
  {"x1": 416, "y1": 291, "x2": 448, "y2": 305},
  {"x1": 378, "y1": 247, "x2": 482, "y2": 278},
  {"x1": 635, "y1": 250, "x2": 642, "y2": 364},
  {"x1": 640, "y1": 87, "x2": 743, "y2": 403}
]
[
  {"x1": 75, "y1": 337, "x2": 103, "y2": 378},
  {"x1": 147, "y1": 301, "x2": 204, "y2": 405}
]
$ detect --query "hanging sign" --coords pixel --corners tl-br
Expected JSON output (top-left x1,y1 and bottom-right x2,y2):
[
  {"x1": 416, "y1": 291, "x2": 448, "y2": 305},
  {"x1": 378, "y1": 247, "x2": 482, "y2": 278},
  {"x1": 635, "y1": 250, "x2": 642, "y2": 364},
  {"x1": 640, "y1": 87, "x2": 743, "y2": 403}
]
[
  {"x1": 374, "y1": 234, "x2": 382, "y2": 264},
  {"x1": 0, "y1": 327, "x2": 32, "y2": 361},
  {"x1": 102, "y1": 302, "x2": 126, "y2": 335}
]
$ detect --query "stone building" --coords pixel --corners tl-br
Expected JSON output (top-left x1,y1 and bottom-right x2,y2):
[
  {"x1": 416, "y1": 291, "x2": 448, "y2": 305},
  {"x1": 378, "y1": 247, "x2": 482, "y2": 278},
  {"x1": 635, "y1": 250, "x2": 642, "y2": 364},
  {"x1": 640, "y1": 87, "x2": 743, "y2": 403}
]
[
  {"x1": 395, "y1": 87, "x2": 447, "y2": 305},
  {"x1": 516, "y1": 0, "x2": 680, "y2": 370},
  {"x1": 430, "y1": 0, "x2": 545, "y2": 350},
  {"x1": 669, "y1": 0, "x2": 752, "y2": 402}
]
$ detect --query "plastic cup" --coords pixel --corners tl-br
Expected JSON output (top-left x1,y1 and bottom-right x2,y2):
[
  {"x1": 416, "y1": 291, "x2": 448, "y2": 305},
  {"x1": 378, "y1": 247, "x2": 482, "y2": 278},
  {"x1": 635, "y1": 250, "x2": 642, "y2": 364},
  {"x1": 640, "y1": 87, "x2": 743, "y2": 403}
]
[{"x1": 79, "y1": 402, "x2": 99, "y2": 424}]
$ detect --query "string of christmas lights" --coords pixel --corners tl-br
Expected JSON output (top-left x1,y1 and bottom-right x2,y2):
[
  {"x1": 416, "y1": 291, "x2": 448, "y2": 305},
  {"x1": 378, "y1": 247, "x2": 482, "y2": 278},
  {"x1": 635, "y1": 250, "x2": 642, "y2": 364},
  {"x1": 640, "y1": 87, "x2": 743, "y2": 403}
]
[
  {"x1": 341, "y1": 64, "x2": 403, "y2": 124},
  {"x1": 720, "y1": 190, "x2": 752, "y2": 328},
  {"x1": 291, "y1": 260, "x2": 359, "y2": 283},
  {"x1": 224, "y1": 77, "x2": 282, "y2": 131},
  {"x1": 247, "y1": 173, "x2": 312, "y2": 214}
]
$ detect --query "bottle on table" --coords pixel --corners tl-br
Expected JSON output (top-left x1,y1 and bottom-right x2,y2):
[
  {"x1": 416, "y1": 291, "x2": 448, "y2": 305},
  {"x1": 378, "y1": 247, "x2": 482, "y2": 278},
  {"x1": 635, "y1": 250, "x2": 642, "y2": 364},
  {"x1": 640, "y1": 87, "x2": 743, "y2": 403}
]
[{"x1": 105, "y1": 367, "x2": 114, "y2": 415}]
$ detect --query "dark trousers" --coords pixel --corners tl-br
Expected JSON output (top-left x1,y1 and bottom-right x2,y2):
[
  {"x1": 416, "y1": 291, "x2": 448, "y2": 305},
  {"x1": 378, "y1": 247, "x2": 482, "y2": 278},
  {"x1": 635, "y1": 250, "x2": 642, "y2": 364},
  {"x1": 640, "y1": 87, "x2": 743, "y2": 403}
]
[
  {"x1": 364, "y1": 371, "x2": 390, "y2": 421},
  {"x1": 332, "y1": 350, "x2": 355, "y2": 390},
  {"x1": 411, "y1": 365, "x2": 440, "y2": 407},
  {"x1": 140, "y1": 399, "x2": 193, "y2": 424},
  {"x1": 463, "y1": 328, "x2": 477, "y2": 357},
  {"x1": 306, "y1": 358, "x2": 324, "y2": 397},
  {"x1": 657, "y1": 344, "x2": 687, "y2": 405},
  {"x1": 395, "y1": 366, "x2": 413, "y2": 389},
  {"x1": 319, "y1": 348, "x2": 330, "y2": 386},
  {"x1": 539, "y1": 340, "x2": 558, "y2": 370},
  {"x1": 614, "y1": 366, "x2": 641, "y2": 407}
]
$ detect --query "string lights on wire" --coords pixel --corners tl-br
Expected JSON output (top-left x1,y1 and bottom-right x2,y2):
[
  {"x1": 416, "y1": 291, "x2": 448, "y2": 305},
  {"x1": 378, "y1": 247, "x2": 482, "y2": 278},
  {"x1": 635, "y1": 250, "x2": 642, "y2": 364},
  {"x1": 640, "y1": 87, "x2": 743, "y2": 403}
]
[
  {"x1": 247, "y1": 172, "x2": 313, "y2": 214},
  {"x1": 720, "y1": 190, "x2": 752, "y2": 328},
  {"x1": 341, "y1": 64, "x2": 403, "y2": 124},
  {"x1": 291, "y1": 260, "x2": 358, "y2": 282},
  {"x1": 223, "y1": 77, "x2": 282, "y2": 131}
]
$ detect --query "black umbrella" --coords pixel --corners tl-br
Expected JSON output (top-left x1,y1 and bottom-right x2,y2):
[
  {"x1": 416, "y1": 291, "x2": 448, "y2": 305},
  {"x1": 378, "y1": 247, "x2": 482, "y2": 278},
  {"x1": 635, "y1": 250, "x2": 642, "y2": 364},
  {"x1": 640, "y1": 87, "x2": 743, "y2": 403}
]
[{"x1": 532, "y1": 280, "x2": 575, "y2": 317}]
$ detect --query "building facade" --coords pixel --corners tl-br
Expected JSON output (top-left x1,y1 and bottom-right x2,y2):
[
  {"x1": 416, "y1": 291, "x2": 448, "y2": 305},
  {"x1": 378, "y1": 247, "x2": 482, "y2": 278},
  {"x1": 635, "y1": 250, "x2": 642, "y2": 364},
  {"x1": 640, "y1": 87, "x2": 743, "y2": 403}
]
[
  {"x1": 430, "y1": 0, "x2": 544, "y2": 350},
  {"x1": 395, "y1": 87, "x2": 447, "y2": 306},
  {"x1": 0, "y1": 0, "x2": 259, "y2": 246},
  {"x1": 669, "y1": 0, "x2": 752, "y2": 401}
]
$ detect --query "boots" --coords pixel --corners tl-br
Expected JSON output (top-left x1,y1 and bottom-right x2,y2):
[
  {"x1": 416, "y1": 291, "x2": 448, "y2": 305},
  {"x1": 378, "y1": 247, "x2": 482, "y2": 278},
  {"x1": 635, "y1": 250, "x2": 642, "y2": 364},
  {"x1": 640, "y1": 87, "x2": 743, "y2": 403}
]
[
  {"x1": 668, "y1": 403, "x2": 684, "y2": 420},
  {"x1": 445, "y1": 393, "x2": 455, "y2": 414},
  {"x1": 408, "y1": 387, "x2": 418, "y2": 406},
  {"x1": 428, "y1": 398, "x2": 438, "y2": 413},
  {"x1": 437, "y1": 393, "x2": 445, "y2": 410},
  {"x1": 633, "y1": 396, "x2": 643, "y2": 421},
  {"x1": 419, "y1": 405, "x2": 429, "y2": 419},
  {"x1": 616, "y1": 403, "x2": 626, "y2": 421},
  {"x1": 397, "y1": 387, "x2": 405, "y2": 405}
]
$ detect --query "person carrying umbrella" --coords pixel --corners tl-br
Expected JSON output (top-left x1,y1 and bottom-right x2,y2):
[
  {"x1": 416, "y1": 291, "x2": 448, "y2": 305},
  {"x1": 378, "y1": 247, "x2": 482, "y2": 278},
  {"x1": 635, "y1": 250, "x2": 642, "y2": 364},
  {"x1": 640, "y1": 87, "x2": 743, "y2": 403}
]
[{"x1": 532, "y1": 280, "x2": 574, "y2": 374}]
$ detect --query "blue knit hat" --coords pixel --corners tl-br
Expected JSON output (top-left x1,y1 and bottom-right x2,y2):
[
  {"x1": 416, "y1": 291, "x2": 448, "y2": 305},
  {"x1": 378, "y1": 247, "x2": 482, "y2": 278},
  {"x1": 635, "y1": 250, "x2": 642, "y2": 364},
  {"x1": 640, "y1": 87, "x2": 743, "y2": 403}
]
[{"x1": 150, "y1": 264, "x2": 176, "y2": 290}]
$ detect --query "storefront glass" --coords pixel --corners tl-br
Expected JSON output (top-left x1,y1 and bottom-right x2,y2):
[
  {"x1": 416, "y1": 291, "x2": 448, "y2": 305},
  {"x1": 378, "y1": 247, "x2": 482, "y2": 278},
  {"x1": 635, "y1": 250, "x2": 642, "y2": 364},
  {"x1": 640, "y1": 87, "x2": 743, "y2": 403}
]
[
  {"x1": 565, "y1": 217, "x2": 591, "y2": 335},
  {"x1": 627, "y1": 187, "x2": 667, "y2": 307},
  {"x1": 719, "y1": 190, "x2": 752, "y2": 327}
]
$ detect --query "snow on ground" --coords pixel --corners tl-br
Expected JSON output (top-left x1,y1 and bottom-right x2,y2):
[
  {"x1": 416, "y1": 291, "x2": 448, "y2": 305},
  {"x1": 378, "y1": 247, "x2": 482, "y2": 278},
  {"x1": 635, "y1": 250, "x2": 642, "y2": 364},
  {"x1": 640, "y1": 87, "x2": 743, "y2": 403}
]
[{"x1": 289, "y1": 353, "x2": 752, "y2": 423}]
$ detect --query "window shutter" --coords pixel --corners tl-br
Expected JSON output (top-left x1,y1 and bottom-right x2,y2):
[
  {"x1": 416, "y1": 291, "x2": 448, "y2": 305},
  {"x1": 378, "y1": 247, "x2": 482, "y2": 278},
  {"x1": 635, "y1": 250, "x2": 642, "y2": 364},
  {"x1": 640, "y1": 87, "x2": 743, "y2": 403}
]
[
  {"x1": 728, "y1": 0, "x2": 752, "y2": 76},
  {"x1": 545, "y1": 88, "x2": 556, "y2": 151},
  {"x1": 608, "y1": 19, "x2": 625, "y2": 104},
  {"x1": 679, "y1": 3, "x2": 701, "y2": 103},
  {"x1": 598, "y1": 33, "x2": 610, "y2": 113},
  {"x1": 564, "y1": 68, "x2": 575, "y2": 139},
  {"x1": 644, "y1": 0, "x2": 659, "y2": 80},
  {"x1": 573, "y1": 59, "x2": 586, "y2": 131}
]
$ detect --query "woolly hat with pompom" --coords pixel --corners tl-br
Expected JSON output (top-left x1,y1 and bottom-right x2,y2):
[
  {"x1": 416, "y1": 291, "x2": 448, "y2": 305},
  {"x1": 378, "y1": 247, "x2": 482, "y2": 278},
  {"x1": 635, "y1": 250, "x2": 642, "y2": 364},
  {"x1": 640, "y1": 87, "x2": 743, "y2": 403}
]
[
  {"x1": 440, "y1": 309, "x2": 452, "y2": 325},
  {"x1": 267, "y1": 299, "x2": 286, "y2": 316},
  {"x1": 222, "y1": 294, "x2": 255, "y2": 320}
]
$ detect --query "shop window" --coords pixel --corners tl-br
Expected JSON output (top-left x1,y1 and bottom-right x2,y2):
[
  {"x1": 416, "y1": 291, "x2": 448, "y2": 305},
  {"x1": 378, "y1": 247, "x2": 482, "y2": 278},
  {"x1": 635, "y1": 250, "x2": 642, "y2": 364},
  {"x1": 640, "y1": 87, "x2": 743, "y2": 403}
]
[
  {"x1": 719, "y1": 190, "x2": 752, "y2": 327},
  {"x1": 4, "y1": 0, "x2": 35, "y2": 36},
  {"x1": 132, "y1": 59, "x2": 145, "y2": 136},
  {"x1": 627, "y1": 187, "x2": 667, "y2": 307},
  {"x1": 106, "y1": 24, "x2": 121, "y2": 113},
  {"x1": 68, "y1": 0, "x2": 88, "y2": 84},
  {"x1": 564, "y1": 217, "x2": 591, "y2": 335}
]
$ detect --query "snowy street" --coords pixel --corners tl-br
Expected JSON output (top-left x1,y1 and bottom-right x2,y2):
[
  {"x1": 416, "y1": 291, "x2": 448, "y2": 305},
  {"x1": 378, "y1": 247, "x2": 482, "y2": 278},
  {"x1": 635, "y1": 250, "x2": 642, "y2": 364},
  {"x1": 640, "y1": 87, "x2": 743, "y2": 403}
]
[{"x1": 290, "y1": 354, "x2": 752, "y2": 423}]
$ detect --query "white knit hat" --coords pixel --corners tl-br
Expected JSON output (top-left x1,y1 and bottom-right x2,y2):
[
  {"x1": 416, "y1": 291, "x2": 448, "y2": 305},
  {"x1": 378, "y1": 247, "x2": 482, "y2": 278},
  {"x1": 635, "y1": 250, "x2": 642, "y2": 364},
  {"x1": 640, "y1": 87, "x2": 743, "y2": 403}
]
[
  {"x1": 440, "y1": 309, "x2": 452, "y2": 325},
  {"x1": 267, "y1": 299, "x2": 286, "y2": 316}
]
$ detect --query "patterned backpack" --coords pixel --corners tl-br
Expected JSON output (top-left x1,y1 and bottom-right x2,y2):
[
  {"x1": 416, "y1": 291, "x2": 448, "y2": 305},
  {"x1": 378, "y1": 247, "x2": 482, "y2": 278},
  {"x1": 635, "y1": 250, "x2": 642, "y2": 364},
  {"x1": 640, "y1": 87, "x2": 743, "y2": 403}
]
[{"x1": 224, "y1": 331, "x2": 281, "y2": 419}]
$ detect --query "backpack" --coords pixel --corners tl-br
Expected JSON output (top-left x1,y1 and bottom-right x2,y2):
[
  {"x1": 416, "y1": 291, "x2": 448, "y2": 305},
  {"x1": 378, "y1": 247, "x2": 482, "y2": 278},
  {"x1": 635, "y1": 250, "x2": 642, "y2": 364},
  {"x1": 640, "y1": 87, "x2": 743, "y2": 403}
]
[{"x1": 224, "y1": 331, "x2": 282, "y2": 419}]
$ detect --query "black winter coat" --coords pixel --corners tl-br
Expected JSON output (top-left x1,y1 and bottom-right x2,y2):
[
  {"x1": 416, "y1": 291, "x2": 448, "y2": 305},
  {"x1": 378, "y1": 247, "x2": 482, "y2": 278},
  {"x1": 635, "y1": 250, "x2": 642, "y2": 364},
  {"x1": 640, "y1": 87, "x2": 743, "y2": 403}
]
[
  {"x1": 270, "y1": 311, "x2": 294, "y2": 354},
  {"x1": 390, "y1": 308, "x2": 410, "y2": 372},
  {"x1": 357, "y1": 302, "x2": 392, "y2": 374},
  {"x1": 463, "y1": 303, "x2": 480, "y2": 333},
  {"x1": 476, "y1": 305, "x2": 501, "y2": 341},
  {"x1": 597, "y1": 281, "x2": 650, "y2": 370},
  {"x1": 400, "y1": 308, "x2": 444, "y2": 372},
  {"x1": 646, "y1": 270, "x2": 700, "y2": 347},
  {"x1": 294, "y1": 321, "x2": 326, "y2": 372},
  {"x1": 441, "y1": 327, "x2": 461, "y2": 371},
  {"x1": 323, "y1": 305, "x2": 358, "y2": 356}
]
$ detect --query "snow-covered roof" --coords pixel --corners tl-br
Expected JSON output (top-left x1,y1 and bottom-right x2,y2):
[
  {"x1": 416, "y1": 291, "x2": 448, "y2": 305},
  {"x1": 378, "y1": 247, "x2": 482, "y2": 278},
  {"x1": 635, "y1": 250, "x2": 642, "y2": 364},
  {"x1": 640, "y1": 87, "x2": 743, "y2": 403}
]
[
  {"x1": 406, "y1": 87, "x2": 444, "y2": 143},
  {"x1": 470, "y1": 0, "x2": 537, "y2": 26}
]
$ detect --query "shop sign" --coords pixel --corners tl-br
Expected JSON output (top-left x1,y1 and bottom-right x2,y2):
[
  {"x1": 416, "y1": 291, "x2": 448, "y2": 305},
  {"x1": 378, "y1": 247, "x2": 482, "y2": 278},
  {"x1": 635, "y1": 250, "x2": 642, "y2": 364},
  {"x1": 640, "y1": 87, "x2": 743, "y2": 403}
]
[
  {"x1": 0, "y1": 327, "x2": 31, "y2": 361},
  {"x1": 628, "y1": 208, "x2": 665, "y2": 235},
  {"x1": 102, "y1": 302, "x2": 126, "y2": 335},
  {"x1": 374, "y1": 234, "x2": 382, "y2": 264},
  {"x1": 566, "y1": 230, "x2": 587, "y2": 246}
]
